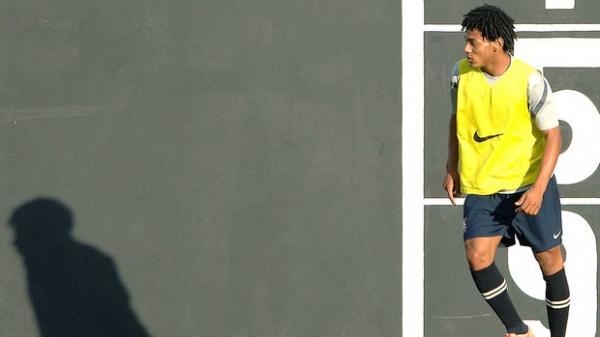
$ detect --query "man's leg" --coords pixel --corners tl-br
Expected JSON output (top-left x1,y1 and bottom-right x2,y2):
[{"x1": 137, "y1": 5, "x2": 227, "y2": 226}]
[
  {"x1": 534, "y1": 246, "x2": 569, "y2": 337},
  {"x1": 466, "y1": 236, "x2": 529, "y2": 335}
]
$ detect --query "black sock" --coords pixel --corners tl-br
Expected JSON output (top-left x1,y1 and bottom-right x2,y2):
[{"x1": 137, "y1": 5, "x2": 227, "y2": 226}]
[
  {"x1": 470, "y1": 262, "x2": 528, "y2": 334},
  {"x1": 544, "y1": 268, "x2": 570, "y2": 337}
]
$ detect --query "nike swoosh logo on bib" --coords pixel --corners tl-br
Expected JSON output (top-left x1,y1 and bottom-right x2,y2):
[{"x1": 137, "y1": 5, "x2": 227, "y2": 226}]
[{"x1": 473, "y1": 131, "x2": 503, "y2": 143}]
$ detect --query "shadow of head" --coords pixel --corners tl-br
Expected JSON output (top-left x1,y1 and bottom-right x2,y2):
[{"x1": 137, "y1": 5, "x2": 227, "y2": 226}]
[
  {"x1": 8, "y1": 198, "x2": 154, "y2": 337},
  {"x1": 8, "y1": 198, "x2": 74, "y2": 255}
]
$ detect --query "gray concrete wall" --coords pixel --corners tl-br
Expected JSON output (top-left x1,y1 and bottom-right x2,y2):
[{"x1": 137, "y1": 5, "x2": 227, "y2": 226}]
[
  {"x1": 2, "y1": 0, "x2": 600, "y2": 336},
  {"x1": 0, "y1": 1, "x2": 402, "y2": 336}
]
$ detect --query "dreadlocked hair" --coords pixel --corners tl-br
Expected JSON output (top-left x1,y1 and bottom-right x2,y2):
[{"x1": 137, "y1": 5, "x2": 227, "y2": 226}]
[{"x1": 462, "y1": 4, "x2": 516, "y2": 54}]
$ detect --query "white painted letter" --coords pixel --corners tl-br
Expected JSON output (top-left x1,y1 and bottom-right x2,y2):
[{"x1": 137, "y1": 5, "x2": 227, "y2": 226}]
[{"x1": 508, "y1": 211, "x2": 597, "y2": 337}]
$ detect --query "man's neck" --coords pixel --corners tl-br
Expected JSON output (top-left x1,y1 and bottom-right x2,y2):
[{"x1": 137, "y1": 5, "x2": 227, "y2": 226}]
[{"x1": 482, "y1": 53, "x2": 511, "y2": 77}]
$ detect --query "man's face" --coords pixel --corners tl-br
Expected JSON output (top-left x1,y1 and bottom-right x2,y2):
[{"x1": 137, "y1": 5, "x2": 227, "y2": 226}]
[{"x1": 463, "y1": 29, "x2": 497, "y2": 69}]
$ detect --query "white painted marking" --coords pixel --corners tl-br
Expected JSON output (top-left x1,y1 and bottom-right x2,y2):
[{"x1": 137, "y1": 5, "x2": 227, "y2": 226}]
[
  {"x1": 424, "y1": 198, "x2": 465, "y2": 206},
  {"x1": 510, "y1": 212, "x2": 598, "y2": 336},
  {"x1": 432, "y1": 314, "x2": 493, "y2": 320},
  {"x1": 424, "y1": 24, "x2": 600, "y2": 32},
  {"x1": 0, "y1": 106, "x2": 101, "y2": 124},
  {"x1": 551, "y1": 91, "x2": 600, "y2": 184},
  {"x1": 402, "y1": 0, "x2": 424, "y2": 336},
  {"x1": 424, "y1": 198, "x2": 600, "y2": 206},
  {"x1": 561, "y1": 198, "x2": 600, "y2": 205},
  {"x1": 514, "y1": 38, "x2": 600, "y2": 187},
  {"x1": 515, "y1": 38, "x2": 600, "y2": 69},
  {"x1": 546, "y1": 0, "x2": 575, "y2": 9},
  {"x1": 524, "y1": 321, "x2": 551, "y2": 337}
]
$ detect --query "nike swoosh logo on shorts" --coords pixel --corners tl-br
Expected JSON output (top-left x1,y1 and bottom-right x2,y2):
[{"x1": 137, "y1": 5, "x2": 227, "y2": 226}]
[
  {"x1": 553, "y1": 231, "x2": 561, "y2": 239},
  {"x1": 473, "y1": 131, "x2": 503, "y2": 143}
]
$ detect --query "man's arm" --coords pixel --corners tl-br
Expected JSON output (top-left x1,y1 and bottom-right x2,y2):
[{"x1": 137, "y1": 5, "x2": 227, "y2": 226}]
[
  {"x1": 515, "y1": 71, "x2": 561, "y2": 215},
  {"x1": 443, "y1": 114, "x2": 460, "y2": 205},
  {"x1": 515, "y1": 126, "x2": 561, "y2": 215},
  {"x1": 444, "y1": 62, "x2": 461, "y2": 205}
]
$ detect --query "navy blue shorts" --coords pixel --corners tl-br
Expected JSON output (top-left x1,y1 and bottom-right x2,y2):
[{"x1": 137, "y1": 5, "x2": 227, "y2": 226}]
[{"x1": 463, "y1": 176, "x2": 562, "y2": 253}]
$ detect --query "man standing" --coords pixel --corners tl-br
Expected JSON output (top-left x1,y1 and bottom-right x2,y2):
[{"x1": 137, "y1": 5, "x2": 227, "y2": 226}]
[{"x1": 443, "y1": 5, "x2": 570, "y2": 337}]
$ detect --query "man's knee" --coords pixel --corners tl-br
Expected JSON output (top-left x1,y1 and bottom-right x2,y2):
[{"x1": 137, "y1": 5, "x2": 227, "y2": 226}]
[
  {"x1": 465, "y1": 237, "x2": 501, "y2": 270},
  {"x1": 466, "y1": 247, "x2": 495, "y2": 270},
  {"x1": 535, "y1": 246, "x2": 564, "y2": 275}
]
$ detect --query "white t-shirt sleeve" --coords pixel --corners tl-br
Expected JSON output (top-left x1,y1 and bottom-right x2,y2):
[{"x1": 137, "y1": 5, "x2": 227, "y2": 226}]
[
  {"x1": 450, "y1": 62, "x2": 459, "y2": 115},
  {"x1": 528, "y1": 71, "x2": 560, "y2": 131}
]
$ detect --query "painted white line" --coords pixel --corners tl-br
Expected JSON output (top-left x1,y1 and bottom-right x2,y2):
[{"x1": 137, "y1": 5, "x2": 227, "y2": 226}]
[
  {"x1": 561, "y1": 198, "x2": 600, "y2": 205},
  {"x1": 546, "y1": 0, "x2": 575, "y2": 9},
  {"x1": 402, "y1": 0, "x2": 424, "y2": 336},
  {"x1": 425, "y1": 198, "x2": 465, "y2": 206},
  {"x1": 516, "y1": 38, "x2": 600, "y2": 69},
  {"x1": 424, "y1": 198, "x2": 600, "y2": 206},
  {"x1": 424, "y1": 24, "x2": 600, "y2": 32},
  {"x1": 423, "y1": 24, "x2": 460, "y2": 32},
  {"x1": 433, "y1": 313, "x2": 494, "y2": 320}
]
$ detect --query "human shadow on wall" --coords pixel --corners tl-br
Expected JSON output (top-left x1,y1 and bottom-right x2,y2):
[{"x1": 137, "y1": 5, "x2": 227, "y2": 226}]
[{"x1": 8, "y1": 198, "x2": 152, "y2": 337}]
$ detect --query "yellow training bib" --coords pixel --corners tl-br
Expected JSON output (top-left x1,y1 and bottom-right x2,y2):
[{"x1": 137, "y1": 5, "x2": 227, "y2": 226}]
[{"x1": 456, "y1": 58, "x2": 545, "y2": 195}]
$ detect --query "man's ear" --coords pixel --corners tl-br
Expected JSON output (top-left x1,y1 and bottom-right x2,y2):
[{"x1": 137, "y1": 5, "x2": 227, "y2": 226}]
[{"x1": 495, "y1": 37, "x2": 505, "y2": 52}]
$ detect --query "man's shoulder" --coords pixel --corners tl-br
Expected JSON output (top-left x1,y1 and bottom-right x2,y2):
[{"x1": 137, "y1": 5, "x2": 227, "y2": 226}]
[
  {"x1": 510, "y1": 57, "x2": 546, "y2": 86},
  {"x1": 511, "y1": 57, "x2": 538, "y2": 74}
]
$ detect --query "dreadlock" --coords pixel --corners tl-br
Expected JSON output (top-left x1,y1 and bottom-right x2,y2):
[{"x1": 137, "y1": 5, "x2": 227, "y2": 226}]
[{"x1": 462, "y1": 4, "x2": 516, "y2": 54}]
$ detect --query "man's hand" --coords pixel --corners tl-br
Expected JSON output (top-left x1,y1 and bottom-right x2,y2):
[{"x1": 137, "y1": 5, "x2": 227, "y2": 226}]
[
  {"x1": 515, "y1": 185, "x2": 544, "y2": 215},
  {"x1": 443, "y1": 170, "x2": 461, "y2": 206}
]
